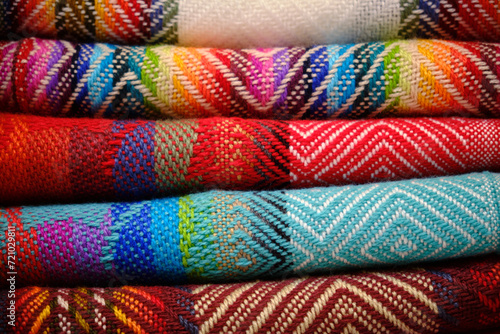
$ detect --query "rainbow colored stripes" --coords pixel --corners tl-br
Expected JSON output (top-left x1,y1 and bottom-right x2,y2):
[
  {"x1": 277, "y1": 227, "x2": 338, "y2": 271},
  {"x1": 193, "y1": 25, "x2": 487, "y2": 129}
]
[{"x1": 1, "y1": 38, "x2": 499, "y2": 119}]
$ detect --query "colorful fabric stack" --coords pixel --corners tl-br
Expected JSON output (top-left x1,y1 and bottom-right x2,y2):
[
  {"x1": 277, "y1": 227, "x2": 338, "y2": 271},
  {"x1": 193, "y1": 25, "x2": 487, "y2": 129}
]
[
  {"x1": 1, "y1": 1, "x2": 500, "y2": 333},
  {"x1": 2, "y1": 0, "x2": 499, "y2": 46}
]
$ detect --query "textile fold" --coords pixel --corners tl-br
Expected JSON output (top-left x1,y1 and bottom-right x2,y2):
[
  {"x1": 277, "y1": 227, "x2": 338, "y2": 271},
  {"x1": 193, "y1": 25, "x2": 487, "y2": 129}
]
[
  {"x1": 2, "y1": 1, "x2": 500, "y2": 333},
  {"x1": 2, "y1": 256, "x2": 499, "y2": 333},
  {"x1": 3, "y1": 114, "x2": 500, "y2": 204},
  {"x1": 1, "y1": 0, "x2": 499, "y2": 47},
  {"x1": 1, "y1": 38, "x2": 499, "y2": 120},
  {"x1": 1, "y1": 172, "x2": 499, "y2": 287}
]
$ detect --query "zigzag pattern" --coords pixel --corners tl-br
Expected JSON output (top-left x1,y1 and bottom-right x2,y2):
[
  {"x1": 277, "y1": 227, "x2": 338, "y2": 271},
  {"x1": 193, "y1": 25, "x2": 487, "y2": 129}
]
[
  {"x1": 1, "y1": 172, "x2": 499, "y2": 286},
  {"x1": 2, "y1": 256, "x2": 499, "y2": 333},
  {"x1": 193, "y1": 256, "x2": 500, "y2": 333},
  {"x1": 288, "y1": 118, "x2": 496, "y2": 186},
  {"x1": 2, "y1": 114, "x2": 500, "y2": 205},
  {"x1": 1, "y1": 0, "x2": 498, "y2": 46},
  {"x1": 2, "y1": 0, "x2": 179, "y2": 44},
  {"x1": 186, "y1": 172, "x2": 500, "y2": 281},
  {"x1": 1, "y1": 38, "x2": 499, "y2": 119}
]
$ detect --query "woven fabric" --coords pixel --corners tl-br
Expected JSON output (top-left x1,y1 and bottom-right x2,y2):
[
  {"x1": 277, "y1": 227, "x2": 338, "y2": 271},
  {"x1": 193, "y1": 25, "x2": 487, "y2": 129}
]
[
  {"x1": 3, "y1": 114, "x2": 500, "y2": 205},
  {"x1": 1, "y1": 172, "x2": 499, "y2": 286},
  {"x1": 1, "y1": 0, "x2": 499, "y2": 47},
  {"x1": 2, "y1": 256, "x2": 500, "y2": 333},
  {"x1": 1, "y1": 38, "x2": 499, "y2": 120}
]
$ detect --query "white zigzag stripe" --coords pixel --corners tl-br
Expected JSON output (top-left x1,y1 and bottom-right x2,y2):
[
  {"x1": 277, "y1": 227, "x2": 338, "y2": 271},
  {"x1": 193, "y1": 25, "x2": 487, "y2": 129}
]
[
  {"x1": 289, "y1": 119, "x2": 468, "y2": 182},
  {"x1": 61, "y1": 43, "x2": 115, "y2": 114},
  {"x1": 285, "y1": 178, "x2": 496, "y2": 271}
]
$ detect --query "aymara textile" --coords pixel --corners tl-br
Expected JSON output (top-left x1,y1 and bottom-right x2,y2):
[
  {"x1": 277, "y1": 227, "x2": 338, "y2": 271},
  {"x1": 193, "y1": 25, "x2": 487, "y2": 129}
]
[
  {"x1": 2, "y1": 256, "x2": 500, "y2": 333},
  {"x1": 1, "y1": 172, "x2": 499, "y2": 287},
  {"x1": 1, "y1": 38, "x2": 499, "y2": 120},
  {"x1": 1, "y1": 0, "x2": 499, "y2": 47},
  {"x1": 3, "y1": 115, "x2": 500, "y2": 205}
]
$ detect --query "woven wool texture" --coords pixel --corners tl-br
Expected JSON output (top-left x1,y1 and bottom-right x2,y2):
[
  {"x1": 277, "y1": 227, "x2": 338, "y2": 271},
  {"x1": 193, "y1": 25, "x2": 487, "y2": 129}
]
[
  {"x1": 2, "y1": 38, "x2": 500, "y2": 120},
  {"x1": 1, "y1": 0, "x2": 499, "y2": 47},
  {"x1": 2, "y1": 256, "x2": 499, "y2": 333},
  {"x1": 1, "y1": 172, "x2": 499, "y2": 287},
  {"x1": 3, "y1": 114, "x2": 500, "y2": 204}
]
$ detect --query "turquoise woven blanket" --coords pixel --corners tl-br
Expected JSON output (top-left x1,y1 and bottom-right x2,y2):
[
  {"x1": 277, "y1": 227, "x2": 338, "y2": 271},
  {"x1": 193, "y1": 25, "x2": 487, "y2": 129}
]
[{"x1": 2, "y1": 172, "x2": 499, "y2": 287}]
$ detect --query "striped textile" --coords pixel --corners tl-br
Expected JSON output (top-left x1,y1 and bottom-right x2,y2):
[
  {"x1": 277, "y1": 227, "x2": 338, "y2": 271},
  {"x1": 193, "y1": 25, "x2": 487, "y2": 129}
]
[
  {"x1": 1, "y1": 38, "x2": 499, "y2": 120},
  {"x1": 1, "y1": 172, "x2": 499, "y2": 286},
  {"x1": 2, "y1": 256, "x2": 499, "y2": 333},
  {"x1": 1, "y1": 0, "x2": 499, "y2": 47},
  {"x1": 3, "y1": 114, "x2": 500, "y2": 204}
]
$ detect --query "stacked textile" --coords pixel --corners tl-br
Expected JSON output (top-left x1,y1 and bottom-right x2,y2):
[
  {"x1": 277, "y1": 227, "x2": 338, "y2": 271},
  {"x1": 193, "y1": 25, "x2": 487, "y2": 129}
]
[
  {"x1": 1, "y1": 172, "x2": 500, "y2": 287},
  {"x1": 2, "y1": 0, "x2": 500, "y2": 46},
  {"x1": 1, "y1": 1, "x2": 500, "y2": 333},
  {"x1": 1, "y1": 38, "x2": 499, "y2": 119},
  {"x1": 2, "y1": 256, "x2": 500, "y2": 333},
  {"x1": 3, "y1": 115, "x2": 500, "y2": 204}
]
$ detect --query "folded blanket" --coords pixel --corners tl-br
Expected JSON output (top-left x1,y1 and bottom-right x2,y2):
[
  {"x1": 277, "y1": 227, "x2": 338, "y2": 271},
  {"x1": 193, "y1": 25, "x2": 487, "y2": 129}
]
[
  {"x1": 2, "y1": 38, "x2": 499, "y2": 120},
  {"x1": 2, "y1": 0, "x2": 499, "y2": 47},
  {"x1": 3, "y1": 256, "x2": 499, "y2": 333},
  {"x1": 2, "y1": 172, "x2": 499, "y2": 287},
  {"x1": 3, "y1": 114, "x2": 500, "y2": 205}
]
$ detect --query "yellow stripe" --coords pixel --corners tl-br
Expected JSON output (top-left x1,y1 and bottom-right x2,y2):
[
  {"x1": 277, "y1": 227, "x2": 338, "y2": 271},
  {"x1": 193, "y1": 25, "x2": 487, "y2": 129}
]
[
  {"x1": 75, "y1": 309, "x2": 91, "y2": 333},
  {"x1": 30, "y1": 304, "x2": 51, "y2": 334},
  {"x1": 113, "y1": 305, "x2": 144, "y2": 334}
]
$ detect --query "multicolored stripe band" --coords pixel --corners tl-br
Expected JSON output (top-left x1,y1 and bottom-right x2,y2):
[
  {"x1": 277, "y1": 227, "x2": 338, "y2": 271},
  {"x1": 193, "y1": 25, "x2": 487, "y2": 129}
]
[
  {"x1": 2, "y1": 256, "x2": 500, "y2": 333},
  {"x1": 2, "y1": 114, "x2": 500, "y2": 205},
  {"x1": 1, "y1": 38, "x2": 499, "y2": 119},
  {"x1": 1, "y1": 0, "x2": 499, "y2": 47},
  {"x1": 1, "y1": 172, "x2": 499, "y2": 287}
]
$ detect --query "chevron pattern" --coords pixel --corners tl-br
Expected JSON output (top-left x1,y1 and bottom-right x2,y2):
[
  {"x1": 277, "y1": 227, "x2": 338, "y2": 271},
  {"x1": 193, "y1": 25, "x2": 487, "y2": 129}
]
[
  {"x1": 287, "y1": 118, "x2": 500, "y2": 186},
  {"x1": 1, "y1": 0, "x2": 498, "y2": 46},
  {"x1": 2, "y1": 0, "x2": 179, "y2": 44},
  {"x1": 3, "y1": 114, "x2": 500, "y2": 205},
  {"x1": 1, "y1": 38, "x2": 499, "y2": 119},
  {"x1": 191, "y1": 119, "x2": 291, "y2": 190},
  {"x1": 186, "y1": 172, "x2": 500, "y2": 281},
  {"x1": 2, "y1": 256, "x2": 499, "y2": 333},
  {"x1": 1, "y1": 172, "x2": 499, "y2": 286},
  {"x1": 193, "y1": 257, "x2": 500, "y2": 333}
]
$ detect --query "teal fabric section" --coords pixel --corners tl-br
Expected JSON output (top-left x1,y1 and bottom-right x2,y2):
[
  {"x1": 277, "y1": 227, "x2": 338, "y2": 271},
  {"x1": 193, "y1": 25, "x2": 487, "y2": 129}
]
[
  {"x1": 1, "y1": 172, "x2": 499, "y2": 286},
  {"x1": 20, "y1": 203, "x2": 111, "y2": 228},
  {"x1": 186, "y1": 172, "x2": 500, "y2": 281},
  {"x1": 186, "y1": 191, "x2": 295, "y2": 280}
]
